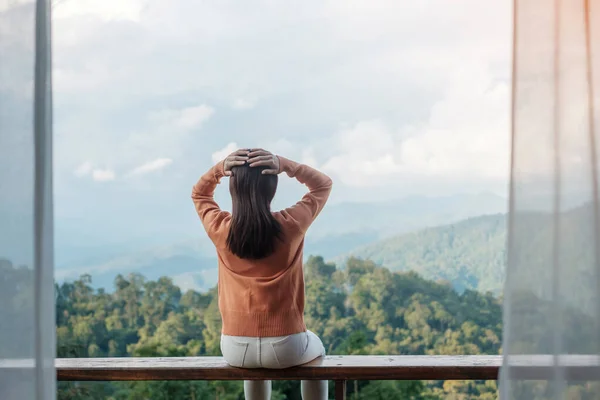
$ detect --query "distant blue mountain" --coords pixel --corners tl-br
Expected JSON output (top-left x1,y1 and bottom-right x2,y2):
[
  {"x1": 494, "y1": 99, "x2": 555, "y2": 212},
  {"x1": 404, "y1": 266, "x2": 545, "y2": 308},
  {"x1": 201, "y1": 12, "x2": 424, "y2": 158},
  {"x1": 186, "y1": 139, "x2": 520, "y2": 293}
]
[
  {"x1": 54, "y1": 242, "x2": 218, "y2": 292},
  {"x1": 51, "y1": 192, "x2": 507, "y2": 292}
]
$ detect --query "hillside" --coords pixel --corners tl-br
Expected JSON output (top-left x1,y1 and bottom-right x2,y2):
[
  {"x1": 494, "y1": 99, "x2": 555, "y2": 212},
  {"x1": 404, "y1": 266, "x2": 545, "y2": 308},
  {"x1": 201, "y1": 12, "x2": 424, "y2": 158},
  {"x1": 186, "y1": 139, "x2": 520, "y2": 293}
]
[
  {"x1": 52, "y1": 193, "x2": 507, "y2": 292},
  {"x1": 340, "y1": 201, "x2": 597, "y2": 300},
  {"x1": 340, "y1": 214, "x2": 507, "y2": 295}
]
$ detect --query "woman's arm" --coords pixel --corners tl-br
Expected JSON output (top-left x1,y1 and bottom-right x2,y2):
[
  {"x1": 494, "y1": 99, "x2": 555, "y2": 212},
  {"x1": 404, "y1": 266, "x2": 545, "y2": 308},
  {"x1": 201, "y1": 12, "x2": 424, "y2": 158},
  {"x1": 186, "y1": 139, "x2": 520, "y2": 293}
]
[
  {"x1": 278, "y1": 156, "x2": 333, "y2": 232},
  {"x1": 247, "y1": 148, "x2": 332, "y2": 232},
  {"x1": 191, "y1": 150, "x2": 248, "y2": 239},
  {"x1": 191, "y1": 161, "x2": 229, "y2": 239}
]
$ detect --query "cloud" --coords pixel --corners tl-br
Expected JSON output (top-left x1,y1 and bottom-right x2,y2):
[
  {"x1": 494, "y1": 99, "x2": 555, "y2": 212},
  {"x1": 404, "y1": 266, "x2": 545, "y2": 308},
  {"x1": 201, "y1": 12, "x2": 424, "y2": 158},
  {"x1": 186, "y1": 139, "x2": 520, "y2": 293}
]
[
  {"x1": 232, "y1": 98, "x2": 256, "y2": 110},
  {"x1": 127, "y1": 158, "x2": 173, "y2": 176},
  {"x1": 54, "y1": 103, "x2": 215, "y2": 189},
  {"x1": 51, "y1": 0, "x2": 146, "y2": 22},
  {"x1": 150, "y1": 105, "x2": 215, "y2": 131},
  {"x1": 92, "y1": 168, "x2": 116, "y2": 182},
  {"x1": 74, "y1": 162, "x2": 116, "y2": 182},
  {"x1": 46, "y1": 0, "x2": 512, "y2": 211},
  {"x1": 319, "y1": 63, "x2": 510, "y2": 188},
  {"x1": 212, "y1": 142, "x2": 238, "y2": 163},
  {"x1": 74, "y1": 161, "x2": 93, "y2": 177},
  {"x1": 0, "y1": 0, "x2": 33, "y2": 13}
]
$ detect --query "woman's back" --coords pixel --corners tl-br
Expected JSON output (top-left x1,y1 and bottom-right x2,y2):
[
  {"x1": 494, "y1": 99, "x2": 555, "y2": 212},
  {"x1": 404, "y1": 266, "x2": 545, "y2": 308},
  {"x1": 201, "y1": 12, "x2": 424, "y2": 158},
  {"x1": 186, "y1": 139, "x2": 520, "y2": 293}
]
[
  {"x1": 191, "y1": 151, "x2": 332, "y2": 337},
  {"x1": 216, "y1": 214, "x2": 309, "y2": 337}
]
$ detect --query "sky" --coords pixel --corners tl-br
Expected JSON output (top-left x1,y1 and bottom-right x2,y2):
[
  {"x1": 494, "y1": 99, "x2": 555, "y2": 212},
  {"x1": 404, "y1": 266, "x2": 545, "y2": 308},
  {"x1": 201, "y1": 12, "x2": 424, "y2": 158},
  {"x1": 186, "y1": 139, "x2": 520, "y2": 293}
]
[{"x1": 1, "y1": 0, "x2": 512, "y2": 265}]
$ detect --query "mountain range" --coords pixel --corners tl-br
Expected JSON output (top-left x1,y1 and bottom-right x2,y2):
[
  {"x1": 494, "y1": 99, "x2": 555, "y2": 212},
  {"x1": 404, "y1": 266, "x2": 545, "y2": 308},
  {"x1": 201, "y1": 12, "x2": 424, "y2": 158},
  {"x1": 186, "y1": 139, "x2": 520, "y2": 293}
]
[
  {"x1": 52, "y1": 192, "x2": 508, "y2": 292},
  {"x1": 339, "y1": 213, "x2": 507, "y2": 295}
]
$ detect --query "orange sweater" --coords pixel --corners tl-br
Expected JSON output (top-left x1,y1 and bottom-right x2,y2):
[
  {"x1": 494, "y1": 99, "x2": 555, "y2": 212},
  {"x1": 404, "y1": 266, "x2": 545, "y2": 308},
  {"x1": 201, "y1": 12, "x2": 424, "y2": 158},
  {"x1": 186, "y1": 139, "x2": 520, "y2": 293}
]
[{"x1": 192, "y1": 156, "x2": 333, "y2": 337}]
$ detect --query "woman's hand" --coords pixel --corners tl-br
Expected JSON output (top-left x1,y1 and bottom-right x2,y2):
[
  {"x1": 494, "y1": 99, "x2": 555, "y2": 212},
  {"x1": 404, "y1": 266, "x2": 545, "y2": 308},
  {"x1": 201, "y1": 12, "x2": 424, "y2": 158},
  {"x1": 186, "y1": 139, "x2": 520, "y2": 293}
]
[
  {"x1": 247, "y1": 149, "x2": 280, "y2": 175},
  {"x1": 223, "y1": 149, "x2": 250, "y2": 176}
]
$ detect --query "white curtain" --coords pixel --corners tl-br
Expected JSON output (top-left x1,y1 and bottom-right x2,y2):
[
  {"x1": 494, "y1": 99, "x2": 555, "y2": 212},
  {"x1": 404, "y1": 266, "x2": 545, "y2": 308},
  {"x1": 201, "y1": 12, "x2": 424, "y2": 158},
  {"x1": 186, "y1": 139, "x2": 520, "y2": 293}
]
[
  {"x1": 0, "y1": 0, "x2": 55, "y2": 399},
  {"x1": 501, "y1": 0, "x2": 600, "y2": 399}
]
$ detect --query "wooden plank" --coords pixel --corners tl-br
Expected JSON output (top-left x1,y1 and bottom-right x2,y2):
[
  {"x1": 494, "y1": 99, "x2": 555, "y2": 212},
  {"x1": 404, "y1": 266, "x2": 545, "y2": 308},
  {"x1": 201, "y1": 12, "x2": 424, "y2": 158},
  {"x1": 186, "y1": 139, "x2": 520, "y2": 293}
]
[
  {"x1": 2, "y1": 355, "x2": 597, "y2": 382},
  {"x1": 335, "y1": 380, "x2": 346, "y2": 400},
  {"x1": 53, "y1": 355, "x2": 501, "y2": 381}
]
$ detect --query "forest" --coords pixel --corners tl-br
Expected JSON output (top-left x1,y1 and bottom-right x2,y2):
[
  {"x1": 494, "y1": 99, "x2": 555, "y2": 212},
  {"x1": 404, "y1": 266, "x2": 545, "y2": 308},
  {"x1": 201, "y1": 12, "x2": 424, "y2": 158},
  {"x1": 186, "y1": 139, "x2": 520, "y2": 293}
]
[
  {"x1": 3, "y1": 253, "x2": 598, "y2": 399},
  {"x1": 49, "y1": 256, "x2": 503, "y2": 399}
]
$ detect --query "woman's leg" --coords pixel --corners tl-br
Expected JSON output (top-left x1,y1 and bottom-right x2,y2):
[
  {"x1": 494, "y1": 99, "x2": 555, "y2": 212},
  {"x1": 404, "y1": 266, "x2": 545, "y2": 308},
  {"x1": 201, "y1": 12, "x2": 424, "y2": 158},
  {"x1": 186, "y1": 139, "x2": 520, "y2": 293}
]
[
  {"x1": 221, "y1": 336, "x2": 272, "y2": 400},
  {"x1": 244, "y1": 380, "x2": 272, "y2": 400},
  {"x1": 300, "y1": 330, "x2": 328, "y2": 400},
  {"x1": 301, "y1": 380, "x2": 328, "y2": 400}
]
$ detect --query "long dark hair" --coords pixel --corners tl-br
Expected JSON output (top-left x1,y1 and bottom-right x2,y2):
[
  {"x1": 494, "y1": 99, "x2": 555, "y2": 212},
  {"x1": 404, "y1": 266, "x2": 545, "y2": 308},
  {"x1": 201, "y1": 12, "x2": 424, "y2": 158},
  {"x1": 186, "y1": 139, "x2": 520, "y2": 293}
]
[{"x1": 226, "y1": 164, "x2": 282, "y2": 259}]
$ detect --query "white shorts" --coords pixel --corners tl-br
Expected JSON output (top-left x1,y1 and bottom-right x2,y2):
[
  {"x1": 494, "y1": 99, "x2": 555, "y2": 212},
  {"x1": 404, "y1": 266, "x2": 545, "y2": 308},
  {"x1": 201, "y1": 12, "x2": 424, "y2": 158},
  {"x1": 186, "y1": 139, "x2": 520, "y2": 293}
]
[{"x1": 220, "y1": 330, "x2": 326, "y2": 369}]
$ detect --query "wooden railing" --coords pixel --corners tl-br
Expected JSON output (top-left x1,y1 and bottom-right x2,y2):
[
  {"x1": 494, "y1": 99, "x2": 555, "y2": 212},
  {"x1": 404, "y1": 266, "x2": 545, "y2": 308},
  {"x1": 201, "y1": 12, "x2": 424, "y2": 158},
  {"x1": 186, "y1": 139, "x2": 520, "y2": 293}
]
[
  {"x1": 4, "y1": 355, "x2": 600, "y2": 399},
  {"x1": 56, "y1": 355, "x2": 501, "y2": 399},
  {"x1": 56, "y1": 355, "x2": 501, "y2": 381}
]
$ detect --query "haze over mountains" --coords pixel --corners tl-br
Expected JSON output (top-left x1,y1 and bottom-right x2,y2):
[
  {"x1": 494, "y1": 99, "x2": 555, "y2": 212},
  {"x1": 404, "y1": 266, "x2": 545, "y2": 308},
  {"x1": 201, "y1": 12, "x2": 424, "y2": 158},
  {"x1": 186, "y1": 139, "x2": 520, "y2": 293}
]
[{"x1": 51, "y1": 192, "x2": 507, "y2": 292}]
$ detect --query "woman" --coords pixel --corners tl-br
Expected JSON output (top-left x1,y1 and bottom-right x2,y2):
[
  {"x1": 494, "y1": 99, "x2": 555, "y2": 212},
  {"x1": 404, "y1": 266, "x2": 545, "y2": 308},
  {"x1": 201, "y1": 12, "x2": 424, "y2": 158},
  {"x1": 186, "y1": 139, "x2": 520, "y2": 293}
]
[{"x1": 192, "y1": 148, "x2": 333, "y2": 400}]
